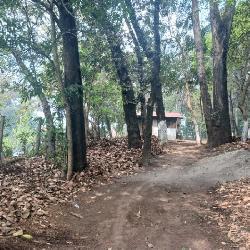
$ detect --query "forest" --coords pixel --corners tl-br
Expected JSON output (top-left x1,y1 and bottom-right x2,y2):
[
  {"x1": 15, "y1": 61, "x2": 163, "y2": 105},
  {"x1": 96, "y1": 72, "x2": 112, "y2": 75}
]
[{"x1": 0, "y1": 0, "x2": 249, "y2": 249}]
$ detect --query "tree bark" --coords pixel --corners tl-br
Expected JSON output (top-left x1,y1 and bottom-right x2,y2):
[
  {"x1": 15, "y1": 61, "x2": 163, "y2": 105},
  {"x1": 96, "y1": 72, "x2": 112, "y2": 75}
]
[
  {"x1": 0, "y1": 115, "x2": 5, "y2": 163},
  {"x1": 153, "y1": 0, "x2": 165, "y2": 122},
  {"x1": 35, "y1": 117, "x2": 43, "y2": 156},
  {"x1": 50, "y1": 12, "x2": 64, "y2": 89},
  {"x1": 126, "y1": 18, "x2": 146, "y2": 135},
  {"x1": 142, "y1": 0, "x2": 166, "y2": 163},
  {"x1": 57, "y1": 0, "x2": 87, "y2": 179},
  {"x1": 125, "y1": 0, "x2": 167, "y2": 148},
  {"x1": 185, "y1": 82, "x2": 201, "y2": 145},
  {"x1": 104, "y1": 22, "x2": 141, "y2": 148},
  {"x1": 192, "y1": 0, "x2": 214, "y2": 145},
  {"x1": 142, "y1": 97, "x2": 154, "y2": 165},
  {"x1": 209, "y1": 0, "x2": 235, "y2": 146}
]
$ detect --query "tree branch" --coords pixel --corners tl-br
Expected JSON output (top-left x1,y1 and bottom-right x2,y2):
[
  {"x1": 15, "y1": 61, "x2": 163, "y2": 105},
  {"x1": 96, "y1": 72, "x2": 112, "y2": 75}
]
[{"x1": 124, "y1": 0, "x2": 154, "y2": 59}]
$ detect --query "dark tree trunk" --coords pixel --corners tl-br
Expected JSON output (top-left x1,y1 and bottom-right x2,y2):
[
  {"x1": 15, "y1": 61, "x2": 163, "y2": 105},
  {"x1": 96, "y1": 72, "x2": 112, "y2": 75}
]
[
  {"x1": 153, "y1": 0, "x2": 165, "y2": 122},
  {"x1": 126, "y1": 18, "x2": 146, "y2": 135},
  {"x1": 142, "y1": 0, "x2": 166, "y2": 163},
  {"x1": 105, "y1": 26, "x2": 141, "y2": 148},
  {"x1": 125, "y1": 0, "x2": 165, "y2": 119},
  {"x1": 58, "y1": 0, "x2": 87, "y2": 179},
  {"x1": 142, "y1": 97, "x2": 154, "y2": 165},
  {"x1": 35, "y1": 117, "x2": 42, "y2": 156},
  {"x1": 192, "y1": 0, "x2": 214, "y2": 145},
  {"x1": 0, "y1": 115, "x2": 5, "y2": 163},
  {"x1": 209, "y1": 0, "x2": 235, "y2": 146},
  {"x1": 125, "y1": 0, "x2": 167, "y2": 150}
]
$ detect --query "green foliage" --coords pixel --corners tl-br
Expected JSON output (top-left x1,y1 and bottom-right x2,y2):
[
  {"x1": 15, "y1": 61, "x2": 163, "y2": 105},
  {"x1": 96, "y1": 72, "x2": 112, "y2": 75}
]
[{"x1": 0, "y1": 0, "x2": 248, "y2": 156}]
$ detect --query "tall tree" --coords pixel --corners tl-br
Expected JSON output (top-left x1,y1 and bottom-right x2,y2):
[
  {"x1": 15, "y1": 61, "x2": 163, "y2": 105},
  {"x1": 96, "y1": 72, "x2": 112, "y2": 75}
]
[
  {"x1": 209, "y1": 0, "x2": 235, "y2": 145},
  {"x1": 0, "y1": 1, "x2": 57, "y2": 158},
  {"x1": 126, "y1": 18, "x2": 147, "y2": 135},
  {"x1": 125, "y1": 0, "x2": 167, "y2": 163},
  {"x1": 229, "y1": 0, "x2": 250, "y2": 142},
  {"x1": 234, "y1": 61, "x2": 250, "y2": 142},
  {"x1": 57, "y1": 0, "x2": 87, "y2": 179},
  {"x1": 192, "y1": 0, "x2": 235, "y2": 147},
  {"x1": 88, "y1": 1, "x2": 142, "y2": 148},
  {"x1": 125, "y1": 0, "x2": 165, "y2": 121},
  {"x1": 165, "y1": 6, "x2": 202, "y2": 145},
  {"x1": 32, "y1": 0, "x2": 88, "y2": 178}
]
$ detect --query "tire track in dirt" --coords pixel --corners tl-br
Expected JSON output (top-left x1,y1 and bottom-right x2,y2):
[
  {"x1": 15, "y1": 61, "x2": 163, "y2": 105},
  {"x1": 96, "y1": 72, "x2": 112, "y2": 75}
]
[{"x1": 110, "y1": 184, "x2": 145, "y2": 250}]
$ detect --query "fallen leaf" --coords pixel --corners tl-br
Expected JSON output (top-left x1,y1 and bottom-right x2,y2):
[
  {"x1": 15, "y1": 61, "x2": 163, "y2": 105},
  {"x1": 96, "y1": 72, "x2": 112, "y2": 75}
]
[
  {"x1": 21, "y1": 234, "x2": 33, "y2": 240},
  {"x1": 13, "y1": 229, "x2": 23, "y2": 237}
]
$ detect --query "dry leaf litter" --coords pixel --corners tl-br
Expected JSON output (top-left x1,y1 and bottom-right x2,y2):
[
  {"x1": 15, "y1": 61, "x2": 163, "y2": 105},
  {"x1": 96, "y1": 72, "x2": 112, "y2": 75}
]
[
  {"x1": 209, "y1": 178, "x2": 250, "y2": 249},
  {"x1": 0, "y1": 137, "x2": 162, "y2": 236}
]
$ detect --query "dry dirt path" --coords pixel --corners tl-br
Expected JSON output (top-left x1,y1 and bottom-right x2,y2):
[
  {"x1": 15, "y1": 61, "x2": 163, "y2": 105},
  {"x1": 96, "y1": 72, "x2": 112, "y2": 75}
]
[{"x1": 3, "y1": 142, "x2": 250, "y2": 250}]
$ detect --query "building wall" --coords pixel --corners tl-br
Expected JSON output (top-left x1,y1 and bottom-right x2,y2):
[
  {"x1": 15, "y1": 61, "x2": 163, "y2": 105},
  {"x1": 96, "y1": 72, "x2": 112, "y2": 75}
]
[
  {"x1": 167, "y1": 128, "x2": 177, "y2": 140},
  {"x1": 138, "y1": 117, "x2": 179, "y2": 140},
  {"x1": 152, "y1": 119, "x2": 158, "y2": 136}
]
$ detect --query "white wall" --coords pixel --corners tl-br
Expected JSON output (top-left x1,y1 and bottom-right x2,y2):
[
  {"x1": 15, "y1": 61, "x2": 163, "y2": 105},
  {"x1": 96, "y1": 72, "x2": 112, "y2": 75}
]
[
  {"x1": 167, "y1": 128, "x2": 177, "y2": 140},
  {"x1": 152, "y1": 120, "x2": 158, "y2": 136}
]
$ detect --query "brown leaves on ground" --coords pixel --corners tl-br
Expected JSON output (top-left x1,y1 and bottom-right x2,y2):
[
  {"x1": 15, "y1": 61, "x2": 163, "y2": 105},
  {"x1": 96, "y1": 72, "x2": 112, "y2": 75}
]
[
  {"x1": 211, "y1": 140, "x2": 249, "y2": 154},
  {"x1": 209, "y1": 178, "x2": 250, "y2": 249},
  {"x1": 0, "y1": 137, "x2": 162, "y2": 236}
]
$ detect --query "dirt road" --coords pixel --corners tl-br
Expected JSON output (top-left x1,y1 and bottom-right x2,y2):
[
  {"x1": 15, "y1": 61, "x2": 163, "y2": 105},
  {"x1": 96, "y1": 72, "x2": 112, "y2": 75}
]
[{"x1": 2, "y1": 142, "x2": 250, "y2": 250}]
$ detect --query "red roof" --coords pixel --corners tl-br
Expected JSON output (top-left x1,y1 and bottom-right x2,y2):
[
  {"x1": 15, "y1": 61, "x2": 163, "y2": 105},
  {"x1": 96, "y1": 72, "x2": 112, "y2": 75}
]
[{"x1": 137, "y1": 111, "x2": 183, "y2": 118}]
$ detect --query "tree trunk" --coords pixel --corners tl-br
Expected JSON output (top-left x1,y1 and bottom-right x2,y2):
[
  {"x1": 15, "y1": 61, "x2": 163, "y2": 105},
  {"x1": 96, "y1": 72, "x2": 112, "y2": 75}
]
[
  {"x1": 153, "y1": 0, "x2": 167, "y2": 145},
  {"x1": 105, "y1": 28, "x2": 141, "y2": 148},
  {"x1": 58, "y1": 0, "x2": 87, "y2": 179},
  {"x1": 185, "y1": 82, "x2": 201, "y2": 145},
  {"x1": 50, "y1": 13, "x2": 63, "y2": 90},
  {"x1": 126, "y1": 18, "x2": 146, "y2": 136},
  {"x1": 209, "y1": 0, "x2": 235, "y2": 146},
  {"x1": 210, "y1": 43, "x2": 232, "y2": 146},
  {"x1": 142, "y1": 0, "x2": 166, "y2": 163},
  {"x1": 0, "y1": 115, "x2": 5, "y2": 163},
  {"x1": 192, "y1": 0, "x2": 214, "y2": 146},
  {"x1": 125, "y1": 0, "x2": 167, "y2": 146},
  {"x1": 142, "y1": 97, "x2": 154, "y2": 165},
  {"x1": 35, "y1": 117, "x2": 42, "y2": 156}
]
